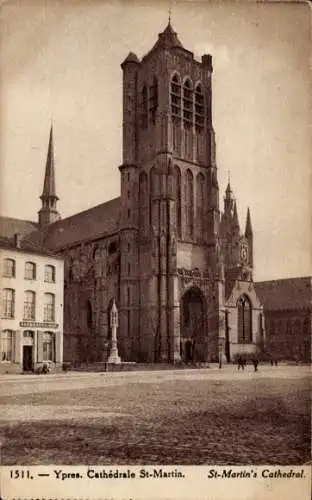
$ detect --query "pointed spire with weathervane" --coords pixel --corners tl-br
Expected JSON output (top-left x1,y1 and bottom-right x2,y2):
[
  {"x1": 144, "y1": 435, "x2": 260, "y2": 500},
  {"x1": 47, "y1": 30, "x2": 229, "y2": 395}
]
[
  {"x1": 244, "y1": 207, "x2": 253, "y2": 268},
  {"x1": 38, "y1": 124, "x2": 61, "y2": 227}
]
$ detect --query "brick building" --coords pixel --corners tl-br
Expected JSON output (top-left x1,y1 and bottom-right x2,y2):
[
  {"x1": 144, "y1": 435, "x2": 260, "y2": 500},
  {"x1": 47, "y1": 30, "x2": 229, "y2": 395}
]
[
  {"x1": 2, "y1": 22, "x2": 264, "y2": 364},
  {"x1": 256, "y1": 277, "x2": 311, "y2": 362}
]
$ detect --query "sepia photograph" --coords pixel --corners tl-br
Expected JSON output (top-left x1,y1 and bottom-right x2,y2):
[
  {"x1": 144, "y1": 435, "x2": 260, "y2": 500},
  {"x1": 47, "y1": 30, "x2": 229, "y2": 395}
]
[{"x1": 0, "y1": 0, "x2": 311, "y2": 488}]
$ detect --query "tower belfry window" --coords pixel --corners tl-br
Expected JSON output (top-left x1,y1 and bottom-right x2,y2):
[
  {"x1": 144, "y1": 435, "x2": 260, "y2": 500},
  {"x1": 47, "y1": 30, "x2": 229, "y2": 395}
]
[
  {"x1": 149, "y1": 77, "x2": 158, "y2": 125},
  {"x1": 142, "y1": 85, "x2": 148, "y2": 129},
  {"x1": 195, "y1": 83, "x2": 204, "y2": 131},
  {"x1": 170, "y1": 74, "x2": 181, "y2": 122},
  {"x1": 183, "y1": 79, "x2": 193, "y2": 128}
]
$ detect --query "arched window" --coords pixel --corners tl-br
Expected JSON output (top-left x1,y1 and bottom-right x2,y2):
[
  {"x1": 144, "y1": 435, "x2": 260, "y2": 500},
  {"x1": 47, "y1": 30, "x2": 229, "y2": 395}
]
[
  {"x1": 25, "y1": 261, "x2": 36, "y2": 280},
  {"x1": 185, "y1": 169, "x2": 194, "y2": 239},
  {"x1": 183, "y1": 78, "x2": 193, "y2": 127},
  {"x1": 42, "y1": 332, "x2": 55, "y2": 362},
  {"x1": 195, "y1": 83, "x2": 204, "y2": 130},
  {"x1": 171, "y1": 74, "x2": 182, "y2": 155},
  {"x1": 237, "y1": 295, "x2": 252, "y2": 343},
  {"x1": 86, "y1": 300, "x2": 92, "y2": 332},
  {"x1": 195, "y1": 83, "x2": 204, "y2": 161},
  {"x1": 43, "y1": 293, "x2": 55, "y2": 322},
  {"x1": 3, "y1": 259, "x2": 15, "y2": 278},
  {"x1": 1, "y1": 330, "x2": 13, "y2": 361},
  {"x1": 139, "y1": 171, "x2": 149, "y2": 234},
  {"x1": 149, "y1": 166, "x2": 156, "y2": 225},
  {"x1": 44, "y1": 265, "x2": 55, "y2": 283},
  {"x1": 174, "y1": 166, "x2": 181, "y2": 238},
  {"x1": 142, "y1": 85, "x2": 148, "y2": 129},
  {"x1": 24, "y1": 290, "x2": 35, "y2": 320},
  {"x1": 149, "y1": 76, "x2": 158, "y2": 125},
  {"x1": 183, "y1": 79, "x2": 193, "y2": 160},
  {"x1": 170, "y1": 73, "x2": 181, "y2": 121},
  {"x1": 270, "y1": 319, "x2": 276, "y2": 336},
  {"x1": 196, "y1": 172, "x2": 205, "y2": 242},
  {"x1": 2, "y1": 288, "x2": 15, "y2": 318}
]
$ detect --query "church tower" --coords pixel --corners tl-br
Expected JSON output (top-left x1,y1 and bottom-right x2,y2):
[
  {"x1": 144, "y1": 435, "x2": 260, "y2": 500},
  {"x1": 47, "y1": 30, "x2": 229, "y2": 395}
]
[
  {"x1": 38, "y1": 126, "x2": 61, "y2": 227},
  {"x1": 119, "y1": 21, "x2": 224, "y2": 363}
]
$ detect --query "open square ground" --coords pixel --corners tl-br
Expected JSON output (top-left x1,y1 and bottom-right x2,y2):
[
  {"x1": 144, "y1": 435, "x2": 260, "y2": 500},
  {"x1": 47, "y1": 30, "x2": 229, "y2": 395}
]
[{"x1": 0, "y1": 365, "x2": 310, "y2": 465}]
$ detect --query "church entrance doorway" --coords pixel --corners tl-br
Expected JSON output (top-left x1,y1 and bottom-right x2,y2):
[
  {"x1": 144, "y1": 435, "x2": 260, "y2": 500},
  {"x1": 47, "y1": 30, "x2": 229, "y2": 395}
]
[{"x1": 180, "y1": 286, "x2": 207, "y2": 363}]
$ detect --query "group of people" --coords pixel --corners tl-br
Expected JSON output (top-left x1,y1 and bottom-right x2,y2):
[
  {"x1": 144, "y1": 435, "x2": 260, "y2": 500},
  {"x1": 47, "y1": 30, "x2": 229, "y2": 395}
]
[
  {"x1": 236, "y1": 355, "x2": 259, "y2": 372},
  {"x1": 236, "y1": 354, "x2": 279, "y2": 371}
]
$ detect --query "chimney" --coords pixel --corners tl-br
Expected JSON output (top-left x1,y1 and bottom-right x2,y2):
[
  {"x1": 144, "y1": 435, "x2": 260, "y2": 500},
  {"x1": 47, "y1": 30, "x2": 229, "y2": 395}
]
[{"x1": 14, "y1": 233, "x2": 21, "y2": 249}]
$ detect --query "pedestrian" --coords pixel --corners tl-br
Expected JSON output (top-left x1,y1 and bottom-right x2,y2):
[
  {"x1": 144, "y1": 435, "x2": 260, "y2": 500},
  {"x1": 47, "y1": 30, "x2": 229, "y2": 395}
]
[
  {"x1": 252, "y1": 356, "x2": 259, "y2": 372},
  {"x1": 237, "y1": 355, "x2": 242, "y2": 370}
]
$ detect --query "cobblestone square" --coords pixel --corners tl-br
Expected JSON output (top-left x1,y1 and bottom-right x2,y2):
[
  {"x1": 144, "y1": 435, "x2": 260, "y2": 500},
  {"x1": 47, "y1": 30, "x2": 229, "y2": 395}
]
[{"x1": 0, "y1": 365, "x2": 310, "y2": 465}]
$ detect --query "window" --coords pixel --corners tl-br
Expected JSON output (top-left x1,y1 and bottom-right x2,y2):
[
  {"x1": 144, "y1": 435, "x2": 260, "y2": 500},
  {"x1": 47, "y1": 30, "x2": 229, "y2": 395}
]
[
  {"x1": 149, "y1": 77, "x2": 158, "y2": 125},
  {"x1": 44, "y1": 265, "x2": 55, "y2": 283},
  {"x1": 42, "y1": 332, "x2": 55, "y2": 362},
  {"x1": 237, "y1": 295, "x2": 252, "y2": 343},
  {"x1": 270, "y1": 319, "x2": 276, "y2": 336},
  {"x1": 139, "y1": 171, "x2": 148, "y2": 234},
  {"x1": 196, "y1": 172, "x2": 205, "y2": 241},
  {"x1": 25, "y1": 262, "x2": 36, "y2": 280},
  {"x1": 1, "y1": 330, "x2": 13, "y2": 361},
  {"x1": 2, "y1": 289, "x2": 15, "y2": 318},
  {"x1": 170, "y1": 74, "x2": 181, "y2": 121},
  {"x1": 3, "y1": 259, "x2": 15, "y2": 278},
  {"x1": 24, "y1": 290, "x2": 36, "y2": 320},
  {"x1": 44, "y1": 293, "x2": 55, "y2": 322},
  {"x1": 174, "y1": 166, "x2": 182, "y2": 238},
  {"x1": 142, "y1": 85, "x2": 148, "y2": 129},
  {"x1": 183, "y1": 79, "x2": 193, "y2": 127},
  {"x1": 195, "y1": 83, "x2": 204, "y2": 130},
  {"x1": 185, "y1": 169, "x2": 194, "y2": 239}
]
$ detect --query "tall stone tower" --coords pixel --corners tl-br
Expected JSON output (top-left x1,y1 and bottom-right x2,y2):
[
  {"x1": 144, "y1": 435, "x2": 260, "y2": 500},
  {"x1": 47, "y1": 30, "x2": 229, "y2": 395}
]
[
  {"x1": 119, "y1": 21, "x2": 224, "y2": 363},
  {"x1": 38, "y1": 125, "x2": 61, "y2": 227}
]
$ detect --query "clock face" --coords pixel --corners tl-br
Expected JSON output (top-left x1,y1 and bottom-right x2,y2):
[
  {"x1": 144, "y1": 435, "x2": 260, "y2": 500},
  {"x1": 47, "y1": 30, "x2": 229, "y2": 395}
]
[{"x1": 240, "y1": 246, "x2": 248, "y2": 263}]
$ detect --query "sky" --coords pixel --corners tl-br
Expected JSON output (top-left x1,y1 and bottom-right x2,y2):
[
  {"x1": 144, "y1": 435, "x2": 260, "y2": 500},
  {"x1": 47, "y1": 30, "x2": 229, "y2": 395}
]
[{"x1": 0, "y1": 0, "x2": 311, "y2": 281}]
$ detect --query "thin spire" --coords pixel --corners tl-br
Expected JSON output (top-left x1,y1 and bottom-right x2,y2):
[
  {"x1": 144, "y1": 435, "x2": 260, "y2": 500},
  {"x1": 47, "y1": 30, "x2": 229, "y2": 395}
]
[
  {"x1": 245, "y1": 207, "x2": 253, "y2": 236},
  {"x1": 233, "y1": 201, "x2": 240, "y2": 231},
  {"x1": 41, "y1": 124, "x2": 58, "y2": 200}
]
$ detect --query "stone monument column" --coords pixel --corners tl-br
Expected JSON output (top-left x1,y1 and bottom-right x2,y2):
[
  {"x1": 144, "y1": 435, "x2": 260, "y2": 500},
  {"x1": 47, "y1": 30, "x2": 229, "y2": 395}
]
[{"x1": 107, "y1": 299, "x2": 121, "y2": 364}]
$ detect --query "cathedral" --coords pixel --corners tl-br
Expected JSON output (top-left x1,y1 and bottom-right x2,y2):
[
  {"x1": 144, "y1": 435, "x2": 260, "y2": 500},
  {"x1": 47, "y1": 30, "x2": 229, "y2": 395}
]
[{"x1": 22, "y1": 22, "x2": 264, "y2": 364}]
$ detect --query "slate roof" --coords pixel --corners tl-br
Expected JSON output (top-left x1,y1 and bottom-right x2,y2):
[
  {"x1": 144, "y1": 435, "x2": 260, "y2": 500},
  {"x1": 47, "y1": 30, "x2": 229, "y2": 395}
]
[
  {"x1": 25, "y1": 197, "x2": 121, "y2": 251},
  {"x1": 0, "y1": 235, "x2": 60, "y2": 258},
  {"x1": 0, "y1": 216, "x2": 38, "y2": 239},
  {"x1": 143, "y1": 21, "x2": 192, "y2": 60},
  {"x1": 255, "y1": 277, "x2": 312, "y2": 311}
]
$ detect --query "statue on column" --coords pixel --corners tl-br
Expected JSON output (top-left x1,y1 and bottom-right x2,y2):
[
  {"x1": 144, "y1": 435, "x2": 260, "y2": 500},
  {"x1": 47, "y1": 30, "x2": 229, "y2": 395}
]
[{"x1": 107, "y1": 299, "x2": 121, "y2": 364}]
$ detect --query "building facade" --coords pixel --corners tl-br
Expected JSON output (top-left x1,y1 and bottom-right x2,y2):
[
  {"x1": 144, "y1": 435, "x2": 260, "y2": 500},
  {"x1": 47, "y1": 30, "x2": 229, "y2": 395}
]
[
  {"x1": 256, "y1": 278, "x2": 311, "y2": 362},
  {"x1": 0, "y1": 234, "x2": 64, "y2": 373},
  {"x1": 3, "y1": 22, "x2": 265, "y2": 365}
]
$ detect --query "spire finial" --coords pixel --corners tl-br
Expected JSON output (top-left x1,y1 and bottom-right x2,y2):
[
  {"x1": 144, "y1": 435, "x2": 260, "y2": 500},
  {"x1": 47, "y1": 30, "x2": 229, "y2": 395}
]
[
  {"x1": 168, "y1": 0, "x2": 173, "y2": 24},
  {"x1": 227, "y1": 170, "x2": 230, "y2": 185}
]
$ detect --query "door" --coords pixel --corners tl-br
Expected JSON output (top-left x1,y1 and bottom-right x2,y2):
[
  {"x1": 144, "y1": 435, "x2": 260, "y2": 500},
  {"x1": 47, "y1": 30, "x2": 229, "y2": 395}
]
[{"x1": 23, "y1": 345, "x2": 33, "y2": 371}]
